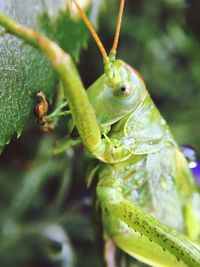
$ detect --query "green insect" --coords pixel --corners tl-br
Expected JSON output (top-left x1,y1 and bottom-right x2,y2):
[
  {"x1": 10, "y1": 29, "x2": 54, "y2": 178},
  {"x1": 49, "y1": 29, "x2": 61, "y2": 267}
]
[{"x1": 0, "y1": 0, "x2": 200, "y2": 266}]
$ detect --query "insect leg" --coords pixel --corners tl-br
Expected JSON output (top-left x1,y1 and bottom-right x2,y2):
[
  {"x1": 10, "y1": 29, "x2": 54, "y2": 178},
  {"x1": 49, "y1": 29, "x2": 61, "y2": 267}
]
[
  {"x1": 97, "y1": 176, "x2": 200, "y2": 267},
  {"x1": 0, "y1": 12, "x2": 102, "y2": 153}
]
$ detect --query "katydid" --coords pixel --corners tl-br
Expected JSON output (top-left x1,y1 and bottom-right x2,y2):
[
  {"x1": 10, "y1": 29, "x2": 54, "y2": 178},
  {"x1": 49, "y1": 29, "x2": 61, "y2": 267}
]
[{"x1": 0, "y1": 0, "x2": 200, "y2": 266}]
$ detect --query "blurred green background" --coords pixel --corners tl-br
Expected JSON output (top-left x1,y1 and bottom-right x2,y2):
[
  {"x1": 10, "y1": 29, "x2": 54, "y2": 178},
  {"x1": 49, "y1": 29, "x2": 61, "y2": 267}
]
[{"x1": 0, "y1": 0, "x2": 200, "y2": 266}]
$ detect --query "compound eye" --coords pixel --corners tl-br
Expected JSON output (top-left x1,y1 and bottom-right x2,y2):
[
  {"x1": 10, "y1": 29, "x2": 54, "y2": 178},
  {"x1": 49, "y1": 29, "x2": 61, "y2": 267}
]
[
  {"x1": 120, "y1": 86, "x2": 126, "y2": 92},
  {"x1": 120, "y1": 86, "x2": 131, "y2": 95},
  {"x1": 115, "y1": 83, "x2": 134, "y2": 97}
]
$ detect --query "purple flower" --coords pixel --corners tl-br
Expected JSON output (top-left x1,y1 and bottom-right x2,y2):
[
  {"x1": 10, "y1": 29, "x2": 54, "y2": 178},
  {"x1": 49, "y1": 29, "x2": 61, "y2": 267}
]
[
  {"x1": 181, "y1": 145, "x2": 200, "y2": 187},
  {"x1": 191, "y1": 162, "x2": 200, "y2": 186}
]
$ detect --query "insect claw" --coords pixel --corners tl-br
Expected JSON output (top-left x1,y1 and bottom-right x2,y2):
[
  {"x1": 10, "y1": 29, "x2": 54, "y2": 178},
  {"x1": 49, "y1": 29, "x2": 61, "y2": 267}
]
[
  {"x1": 34, "y1": 91, "x2": 53, "y2": 132},
  {"x1": 35, "y1": 91, "x2": 48, "y2": 121}
]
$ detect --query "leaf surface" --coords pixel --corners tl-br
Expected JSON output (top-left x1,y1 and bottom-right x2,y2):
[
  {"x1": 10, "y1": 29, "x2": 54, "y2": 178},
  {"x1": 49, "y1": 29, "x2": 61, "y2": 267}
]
[{"x1": 0, "y1": 0, "x2": 100, "y2": 151}]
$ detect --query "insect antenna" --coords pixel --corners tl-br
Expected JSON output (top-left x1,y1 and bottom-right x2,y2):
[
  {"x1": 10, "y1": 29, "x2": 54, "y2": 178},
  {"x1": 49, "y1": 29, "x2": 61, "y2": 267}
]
[
  {"x1": 110, "y1": 0, "x2": 125, "y2": 55},
  {"x1": 72, "y1": 0, "x2": 108, "y2": 63}
]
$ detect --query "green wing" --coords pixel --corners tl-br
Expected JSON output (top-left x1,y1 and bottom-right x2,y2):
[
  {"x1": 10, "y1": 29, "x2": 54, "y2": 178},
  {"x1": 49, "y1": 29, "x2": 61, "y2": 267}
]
[
  {"x1": 146, "y1": 148, "x2": 184, "y2": 232},
  {"x1": 174, "y1": 149, "x2": 200, "y2": 243}
]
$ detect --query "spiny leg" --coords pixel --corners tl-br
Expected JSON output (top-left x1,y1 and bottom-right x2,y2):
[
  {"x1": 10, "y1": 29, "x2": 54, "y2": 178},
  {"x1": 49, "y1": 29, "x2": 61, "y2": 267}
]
[{"x1": 97, "y1": 176, "x2": 200, "y2": 267}]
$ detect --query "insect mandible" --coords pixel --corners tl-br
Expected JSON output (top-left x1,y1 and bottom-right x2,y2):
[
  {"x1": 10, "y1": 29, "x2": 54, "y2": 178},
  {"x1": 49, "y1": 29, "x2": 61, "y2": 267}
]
[{"x1": 0, "y1": 0, "x2": 200, "y2": 266}]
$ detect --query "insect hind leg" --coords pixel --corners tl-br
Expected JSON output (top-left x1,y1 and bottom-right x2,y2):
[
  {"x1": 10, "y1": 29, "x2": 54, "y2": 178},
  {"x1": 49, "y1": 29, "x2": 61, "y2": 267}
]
[{"x1": 97, "y1": 175, "x2": 200, "y2": 267}]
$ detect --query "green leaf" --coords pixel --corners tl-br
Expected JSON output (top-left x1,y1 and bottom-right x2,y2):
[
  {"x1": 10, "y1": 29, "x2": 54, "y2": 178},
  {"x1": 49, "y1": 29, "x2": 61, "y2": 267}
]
[
  {"x1": 38, "y1": 8, "x2": 90, "y2": 61},
  {"x1": 0, "y1": 0, "x2": 102, "y2": 152}
]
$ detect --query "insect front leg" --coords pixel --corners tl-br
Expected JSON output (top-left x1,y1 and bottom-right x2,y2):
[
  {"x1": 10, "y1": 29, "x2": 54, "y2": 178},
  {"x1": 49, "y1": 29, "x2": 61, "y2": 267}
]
[
  {"x1": 0, "y1": 13, "x2": 102, "y2": 153},
  {"x1": 97, "y1": 173, "x2": 200, "y2": 267}
]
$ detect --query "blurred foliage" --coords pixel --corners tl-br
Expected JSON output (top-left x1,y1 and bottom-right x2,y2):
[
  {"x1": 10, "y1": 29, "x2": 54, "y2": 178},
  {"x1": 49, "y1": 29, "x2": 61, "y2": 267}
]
[{"x1": 0, "y1": 0, "x2": 200, "y2": 267}]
